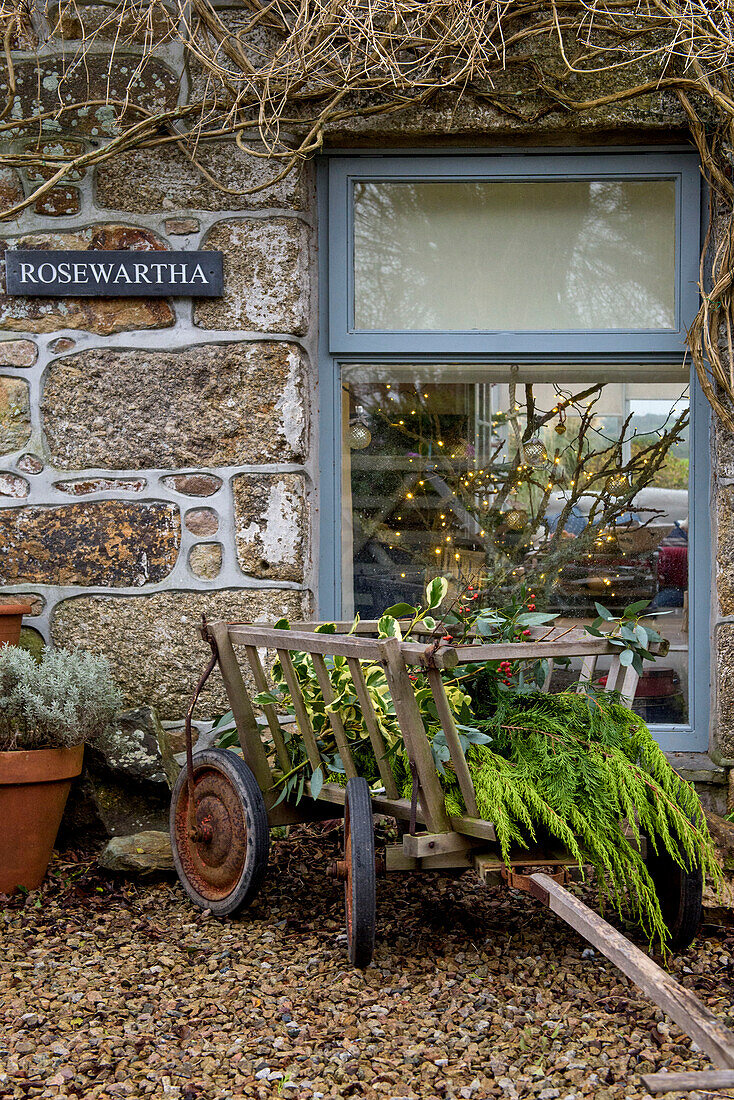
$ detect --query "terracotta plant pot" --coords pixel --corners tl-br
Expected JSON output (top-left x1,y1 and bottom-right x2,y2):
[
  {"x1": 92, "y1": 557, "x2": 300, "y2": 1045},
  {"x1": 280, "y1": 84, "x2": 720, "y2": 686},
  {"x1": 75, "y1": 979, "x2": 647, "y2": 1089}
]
[
  {"x1": 0, "y1": 602, "x2": 33, "y2": 648},
  {"x1": 0, "y1": 745, "x2": 84, "y2": 893}
]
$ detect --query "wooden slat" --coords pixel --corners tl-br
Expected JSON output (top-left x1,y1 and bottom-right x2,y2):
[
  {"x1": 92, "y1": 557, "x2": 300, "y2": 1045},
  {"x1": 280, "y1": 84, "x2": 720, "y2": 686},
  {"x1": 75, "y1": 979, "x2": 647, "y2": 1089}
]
[
  {"x1": 604, "y1": 655, "x2": 622, "y2": 694},
  {"x1": 577, "y1": 655, "x2": 597, "y2": 686},
  {"x1": 346, "y1": 656, "x2": 400, "y2": 798},
  {"x1": 401, "y1": 642, "x2": 459, "y2": 670},
  {"x1": 222, "y1": 622, "x2": 666, "y2": 666},
  {"x1": 231, "y1": 626, "x2": 384, "y2": 660},
  {"x1": 385, "y1": 844, "x2": 474, "y2": 872},
  {"x1": 276, "y1": 648, "x2": 323, "y2": 775},
  {"x1": 227, "y1": 624, "x2": 460, "y2": 670},
  {"x1": 452, "y1": 639, "x2": 619, "y2": 662},
  {"x1": 426, "y1": 666, "x2": 479, "y2": 817},
  {"x1": 402, "y1": 831, "x2": 472, "y2": 858},
  {"x1": 449, "y1": 815, "x2": 497, "y2": 841},
  {"x1": 531, "y1": 872, "x2": 734, "y2": 1069},
  {"x1": 305, "y1": 780, "x2": 346, "y2": 806},
  {"x1": 208, "y1": 622, "x2": 273, "y2": 793},
  {"x1": 641, "y1": 1070, "x2": 734, "y2": 1093},
  {"x1": 244, "y1": 645, "x2": 291, "y2": 773},
  {"x1": 541, "y1": 658, "x2": 554, "y2": 693},
  {"x1": 620, "y1": 663, "x2": 640, "y2": 706},
  {"x1": 288, "y1": 619, "x2": 438, "y2": 637},
  {"x1": 380, "y1": 637, "x2": 452, "y2": 834},
  {"x1": 311, "y1": 653, "x2": 358, "y2": 781},
  {"x1": 304, "y1": 781, "x2": 427, "y2": 825},
  {"x1": 288, "y1": 619, "x2": 392, "y2": 633}
]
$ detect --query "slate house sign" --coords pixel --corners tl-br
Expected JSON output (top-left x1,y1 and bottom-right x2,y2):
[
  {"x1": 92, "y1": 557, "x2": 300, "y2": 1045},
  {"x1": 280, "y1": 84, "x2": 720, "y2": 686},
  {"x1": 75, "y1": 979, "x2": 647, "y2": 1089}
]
[{"x1": 5, "y1": 250, "x2": 224, "y2": 297}]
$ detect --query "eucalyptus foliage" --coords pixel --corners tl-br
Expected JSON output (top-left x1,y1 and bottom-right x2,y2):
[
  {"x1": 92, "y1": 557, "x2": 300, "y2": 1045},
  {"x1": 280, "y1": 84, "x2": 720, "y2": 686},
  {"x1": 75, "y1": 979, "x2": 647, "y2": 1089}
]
[{"x1": 0, "y1": 645, "x2": 121, "y2": 751}]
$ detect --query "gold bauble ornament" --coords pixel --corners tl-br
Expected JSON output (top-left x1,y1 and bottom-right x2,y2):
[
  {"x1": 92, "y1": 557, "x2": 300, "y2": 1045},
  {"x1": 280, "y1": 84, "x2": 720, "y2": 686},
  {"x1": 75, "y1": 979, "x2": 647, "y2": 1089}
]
[
  {"x1": 504, "y1": 508, "x2": 528, "y2": 531},
  {"x1": 524, "y1": 439, "x2": 548, "y2": 466},
  {"x1": 604, "y1": 471, "x2": 629, "y2": 497},
  {"x1": 348, "y1": 421, "x2": 372, "y2": 450},
  {"x1": 554, "y1": 423, "x2": 567, "y2": 435}
]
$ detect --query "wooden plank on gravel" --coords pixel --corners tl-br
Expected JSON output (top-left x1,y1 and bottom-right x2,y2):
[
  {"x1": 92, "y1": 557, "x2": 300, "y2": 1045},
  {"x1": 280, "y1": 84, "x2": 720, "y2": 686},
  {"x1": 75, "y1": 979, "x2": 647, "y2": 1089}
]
[
  {"x1": 641, "y1": 1069, "x2": 734, "y2": 1093},
  {"x1": 531, "y1": 872, "x2": 734, "y2": 1069}
]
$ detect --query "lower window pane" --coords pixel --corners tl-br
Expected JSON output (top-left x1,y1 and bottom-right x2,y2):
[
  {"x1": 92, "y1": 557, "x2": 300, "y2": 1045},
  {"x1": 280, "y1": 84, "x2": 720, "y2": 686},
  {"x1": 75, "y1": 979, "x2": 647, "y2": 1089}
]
[{"x1": 342, "y1": 365, "x2": 690, "y2": 724}]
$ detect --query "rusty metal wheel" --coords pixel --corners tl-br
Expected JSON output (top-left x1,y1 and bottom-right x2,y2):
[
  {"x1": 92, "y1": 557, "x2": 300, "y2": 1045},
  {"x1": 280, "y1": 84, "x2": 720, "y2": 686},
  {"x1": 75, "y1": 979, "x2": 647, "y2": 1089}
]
[
  {"x1": 170, "y1": 748, "x2": 269, "y2": 916},
  {"x1": 343, "y1": 777, "x2": 376, "y2": 968}
]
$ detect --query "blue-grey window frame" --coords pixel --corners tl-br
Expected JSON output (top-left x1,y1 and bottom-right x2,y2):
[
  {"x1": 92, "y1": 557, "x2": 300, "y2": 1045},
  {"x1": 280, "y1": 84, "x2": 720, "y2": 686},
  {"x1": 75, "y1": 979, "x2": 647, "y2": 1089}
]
[{"x1": 318, "y1": 150, "x2": 709, "y2": 753}]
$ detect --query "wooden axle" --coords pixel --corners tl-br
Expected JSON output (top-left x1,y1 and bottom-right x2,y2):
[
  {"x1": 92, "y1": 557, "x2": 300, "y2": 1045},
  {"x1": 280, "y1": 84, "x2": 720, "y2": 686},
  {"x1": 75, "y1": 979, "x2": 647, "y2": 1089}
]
[{"x1": 329, "y1": 857, "x2": 386, "y2": 880}]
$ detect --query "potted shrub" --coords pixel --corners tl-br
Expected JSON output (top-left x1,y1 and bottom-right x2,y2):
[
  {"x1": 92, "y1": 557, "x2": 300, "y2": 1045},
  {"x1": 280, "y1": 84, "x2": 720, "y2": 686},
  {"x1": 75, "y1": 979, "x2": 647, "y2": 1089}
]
[
  {"x1": 0, "y1": 646, "x2": 121, "y2": 893},
  {"x1": 0, "y1": 601, "x2": 33, "y2": 648}
]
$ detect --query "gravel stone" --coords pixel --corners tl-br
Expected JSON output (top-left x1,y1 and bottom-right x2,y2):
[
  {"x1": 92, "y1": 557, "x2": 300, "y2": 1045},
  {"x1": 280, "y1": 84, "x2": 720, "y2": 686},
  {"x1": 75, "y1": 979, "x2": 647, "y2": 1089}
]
[{"x1": 0, "y1": 827, "x2": 730, "y2": 1100}]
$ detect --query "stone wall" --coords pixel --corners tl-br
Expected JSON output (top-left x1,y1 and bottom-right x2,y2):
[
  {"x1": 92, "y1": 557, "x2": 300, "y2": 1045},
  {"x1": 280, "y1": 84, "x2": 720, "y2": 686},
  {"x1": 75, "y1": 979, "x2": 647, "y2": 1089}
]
[
  {"x1": 0, "y1": 43, "x2": 316, "y2": 719},
  {"x1": 1, "y1": 12, "x2": 732, "y2": 781}
]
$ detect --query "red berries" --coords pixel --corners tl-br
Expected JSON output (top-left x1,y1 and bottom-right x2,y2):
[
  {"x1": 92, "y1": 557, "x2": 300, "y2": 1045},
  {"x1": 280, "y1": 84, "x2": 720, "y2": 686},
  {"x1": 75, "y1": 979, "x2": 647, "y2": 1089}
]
[{"x1": 497, "y1": 655, "x2": 515, "y2": 682}]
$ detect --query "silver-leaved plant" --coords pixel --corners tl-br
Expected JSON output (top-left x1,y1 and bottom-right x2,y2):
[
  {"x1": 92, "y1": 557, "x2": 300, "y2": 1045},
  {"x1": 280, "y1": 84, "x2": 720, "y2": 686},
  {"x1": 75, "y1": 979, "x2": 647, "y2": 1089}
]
[{"x1": 0, "y1": 646, "x2": 122, "y2": 751}]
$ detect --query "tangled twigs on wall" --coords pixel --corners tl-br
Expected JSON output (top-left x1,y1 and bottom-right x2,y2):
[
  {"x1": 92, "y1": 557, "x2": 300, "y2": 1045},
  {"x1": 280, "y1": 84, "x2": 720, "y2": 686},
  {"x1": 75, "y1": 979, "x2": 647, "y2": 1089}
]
[{"x1": 2, "y1": 0, "x2": 734, "y2": 426}]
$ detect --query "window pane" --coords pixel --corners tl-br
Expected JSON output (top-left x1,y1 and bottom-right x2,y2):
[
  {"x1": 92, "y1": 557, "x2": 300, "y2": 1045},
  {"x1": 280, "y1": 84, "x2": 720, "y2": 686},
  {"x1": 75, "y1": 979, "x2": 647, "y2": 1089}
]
[
  {"x1": 342, "y1": 365, "x2": 690, "y2": 724},
  {"x1": 353, "y1": 180, "x2": 676, "y2": 331}
]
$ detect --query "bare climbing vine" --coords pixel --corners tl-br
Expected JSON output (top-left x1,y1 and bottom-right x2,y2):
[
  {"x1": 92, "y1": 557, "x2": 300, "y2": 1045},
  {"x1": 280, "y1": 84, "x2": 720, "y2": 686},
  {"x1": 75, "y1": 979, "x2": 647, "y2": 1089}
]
[{"x1": 1, "y1": 0, "x2": 734, "y2": 425}]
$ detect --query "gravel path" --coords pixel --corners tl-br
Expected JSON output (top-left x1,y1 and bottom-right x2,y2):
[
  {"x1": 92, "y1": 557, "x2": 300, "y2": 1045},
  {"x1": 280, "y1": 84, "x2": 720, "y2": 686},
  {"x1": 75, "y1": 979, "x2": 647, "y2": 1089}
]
[{"x1": 1, "y1": 825, "x2": 733, "y2": 1100}]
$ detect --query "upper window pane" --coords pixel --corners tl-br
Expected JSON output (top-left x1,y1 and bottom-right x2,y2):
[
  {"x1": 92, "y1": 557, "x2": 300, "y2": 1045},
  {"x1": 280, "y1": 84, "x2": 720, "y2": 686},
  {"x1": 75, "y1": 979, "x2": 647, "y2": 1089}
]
[{"x1": 353, "y1": 180, "x2": 676, "y2": 331}]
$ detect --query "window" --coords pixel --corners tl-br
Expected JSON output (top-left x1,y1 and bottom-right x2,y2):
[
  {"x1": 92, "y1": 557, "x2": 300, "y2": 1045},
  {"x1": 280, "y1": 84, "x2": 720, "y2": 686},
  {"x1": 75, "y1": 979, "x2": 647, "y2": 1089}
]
[
  {"x1": 320, "y1": 152, "x2": 707, "y2": 751},
  {"x1": 353, "y1": 180, "x2": 676, "y2": 331}
]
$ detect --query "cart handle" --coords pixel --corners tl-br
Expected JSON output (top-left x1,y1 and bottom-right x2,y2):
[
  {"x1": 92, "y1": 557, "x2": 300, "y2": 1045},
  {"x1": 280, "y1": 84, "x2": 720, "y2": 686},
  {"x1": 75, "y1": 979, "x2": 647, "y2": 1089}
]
[{"x1": 183, "y1": 616, "x2": 220, "y2": 840}]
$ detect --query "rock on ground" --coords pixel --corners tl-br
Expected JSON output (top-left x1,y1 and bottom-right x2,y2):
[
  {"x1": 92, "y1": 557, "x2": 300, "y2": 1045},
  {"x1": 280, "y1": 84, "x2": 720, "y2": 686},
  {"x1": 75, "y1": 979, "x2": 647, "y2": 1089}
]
[
  {"x1": 1, "y1": 826, "x2": 732, "y2": 1100},
  {"x1": 59, "y1": 707, "x2": 172, "y2": 840},
  {"x1": 98, "y1": 831, "x2": 174, "y2": 873}
]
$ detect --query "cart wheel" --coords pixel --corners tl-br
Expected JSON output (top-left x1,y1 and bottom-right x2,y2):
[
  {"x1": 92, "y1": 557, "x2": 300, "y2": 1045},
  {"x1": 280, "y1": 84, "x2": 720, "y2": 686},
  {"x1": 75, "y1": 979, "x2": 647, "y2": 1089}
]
[
  {"x1": 343, "y1": 777, "x2": 376, "y2": 968},
  {"x1": 646, "y1": 845, "x2": 703, "y2": 951},
  {"x1": 170, "y1": 747, "x2": 269, "y2": 917}
]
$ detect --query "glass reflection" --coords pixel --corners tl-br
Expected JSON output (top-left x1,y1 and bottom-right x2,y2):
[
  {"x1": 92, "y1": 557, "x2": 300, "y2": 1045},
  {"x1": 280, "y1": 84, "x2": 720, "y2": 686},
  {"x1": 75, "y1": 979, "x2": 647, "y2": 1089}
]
[
  {"x1": 342, "y1": 367, "x2": 690, "y2": 724},
  {"x1": 353, "y1": 181, "x2": 676, "y2": 331}
]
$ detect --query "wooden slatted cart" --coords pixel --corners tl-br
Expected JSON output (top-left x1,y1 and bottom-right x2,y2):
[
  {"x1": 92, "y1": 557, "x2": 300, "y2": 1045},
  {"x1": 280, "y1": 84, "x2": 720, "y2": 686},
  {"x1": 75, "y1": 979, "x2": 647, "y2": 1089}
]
[{"x1": 170, "y1": 619, "x2": 734, "y2": 1085}]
